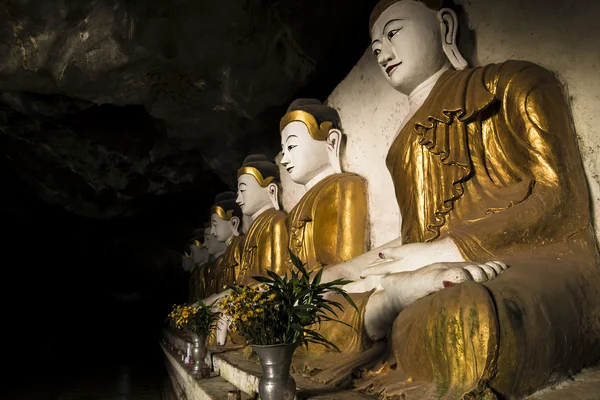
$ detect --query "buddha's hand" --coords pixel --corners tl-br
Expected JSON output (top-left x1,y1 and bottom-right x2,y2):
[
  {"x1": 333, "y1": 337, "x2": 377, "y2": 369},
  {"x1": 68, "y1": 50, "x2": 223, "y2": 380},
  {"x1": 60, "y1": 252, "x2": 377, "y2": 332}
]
[{"x1": 360, "y1": 238, "x2": 466, "y2": 278}]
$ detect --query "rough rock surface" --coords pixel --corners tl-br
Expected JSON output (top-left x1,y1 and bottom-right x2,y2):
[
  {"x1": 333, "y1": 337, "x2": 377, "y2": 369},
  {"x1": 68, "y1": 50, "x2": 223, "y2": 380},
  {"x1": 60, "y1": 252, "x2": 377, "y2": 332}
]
[{"x1": 0, "y1": 0, "x2": 377, "y2": 218}]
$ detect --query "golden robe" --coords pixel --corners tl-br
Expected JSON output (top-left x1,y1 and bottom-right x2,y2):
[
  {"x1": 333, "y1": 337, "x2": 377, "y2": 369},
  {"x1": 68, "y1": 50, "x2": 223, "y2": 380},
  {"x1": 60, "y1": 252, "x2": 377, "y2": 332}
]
[
  {"x1": 287, "y1": 173, "x2": 371, "y2": 357},
  {"x1": 198, "y1": 257, "x2": 217, "y2": 299},
  {"x1": 214, "y1": 235, "x2": 245, "y2": 292},
  {"x1": 186, "y1": 270, "x2": 195, "y2": 303},
  {"x1": 287, "y1": 173, "x2": 369, "y2": 271},
  {"x1": 238, "y1": 208, "x2": 288, "y2": 285},
  {"x1": 384, "y1": 61, "x2": 600, "y2": 398},
  {"x1": 188, "y1": 266, "x2": 201, "y2": 303}
]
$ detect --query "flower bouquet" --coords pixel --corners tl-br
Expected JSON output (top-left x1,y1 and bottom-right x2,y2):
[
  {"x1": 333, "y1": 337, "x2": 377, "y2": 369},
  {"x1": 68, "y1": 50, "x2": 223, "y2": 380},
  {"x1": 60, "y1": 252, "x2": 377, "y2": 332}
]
[
  {"x1": 167, "y1": 300, "x2": 220, "y2": 372},
  {"x1": 219, "y1": 250, "x2": 356, "y2": 400}
]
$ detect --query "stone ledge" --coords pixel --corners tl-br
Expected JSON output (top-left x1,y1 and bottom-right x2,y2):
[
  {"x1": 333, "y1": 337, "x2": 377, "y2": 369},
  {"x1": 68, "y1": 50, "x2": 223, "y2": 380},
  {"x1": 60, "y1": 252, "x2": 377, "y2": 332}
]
[
  {"x1": 210, "y1": 349, "x2": 374, "y2": 400},
  {"x1": 526, "y1": 367, "x2": 600, "y2": 400},
  {"x1": 162, "y1": 329, "x2": 373, "y2": 399},
  {"x1": 162, "y1": 341, "x2": 252, "y2": 400}
]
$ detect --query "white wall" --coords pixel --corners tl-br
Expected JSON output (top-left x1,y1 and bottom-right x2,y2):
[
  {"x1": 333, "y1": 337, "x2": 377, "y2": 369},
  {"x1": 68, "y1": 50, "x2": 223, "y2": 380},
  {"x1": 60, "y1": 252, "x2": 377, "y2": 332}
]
[{"x1": 278, "y1": 0, "x2": 600, "y2": 248}]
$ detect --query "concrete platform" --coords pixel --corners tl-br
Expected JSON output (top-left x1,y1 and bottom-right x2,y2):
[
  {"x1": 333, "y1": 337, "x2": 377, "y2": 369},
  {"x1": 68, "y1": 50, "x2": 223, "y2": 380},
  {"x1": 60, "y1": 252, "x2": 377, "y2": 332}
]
[
  {"x1": 162, "y1": 342, "x2": 252, "y2": 400},
  {"x1": 526, "y1": 368, "x2": 600, "y2": 400},
  {"x1": 163, "y1": 330, "x2": 600, "y2": 399},
  {"x1": 162, "y1": 330, "x2": 373, "y2": 399}
]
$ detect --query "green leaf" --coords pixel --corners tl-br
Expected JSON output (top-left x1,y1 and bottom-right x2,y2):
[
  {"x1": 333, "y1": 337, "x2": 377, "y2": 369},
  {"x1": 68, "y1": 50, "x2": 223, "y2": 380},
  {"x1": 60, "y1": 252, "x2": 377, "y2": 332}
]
[
  {"x1": 312, "y1": 267, "x2": 324, "y2": 286},
  {"x1": 251, "y1": 276, "x2": 273, "y2": 284}
]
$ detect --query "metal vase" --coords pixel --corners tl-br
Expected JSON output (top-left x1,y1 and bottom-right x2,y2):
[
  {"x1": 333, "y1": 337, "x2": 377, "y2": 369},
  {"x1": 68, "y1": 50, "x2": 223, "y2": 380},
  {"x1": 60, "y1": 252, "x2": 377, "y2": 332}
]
[
  {"x1": 251, "y1": 343, "x2": 297, "y2": 400},
  {"x1": 189, "y1": 332, "x2": 208, "y2": 373}
]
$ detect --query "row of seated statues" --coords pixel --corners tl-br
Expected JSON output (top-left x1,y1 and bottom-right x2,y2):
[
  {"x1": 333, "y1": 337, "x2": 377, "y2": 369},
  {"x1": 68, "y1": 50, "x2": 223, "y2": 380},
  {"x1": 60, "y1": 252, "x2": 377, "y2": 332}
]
[{"x1": 180, "y1": 0, "x2": 600, "y2": 398}]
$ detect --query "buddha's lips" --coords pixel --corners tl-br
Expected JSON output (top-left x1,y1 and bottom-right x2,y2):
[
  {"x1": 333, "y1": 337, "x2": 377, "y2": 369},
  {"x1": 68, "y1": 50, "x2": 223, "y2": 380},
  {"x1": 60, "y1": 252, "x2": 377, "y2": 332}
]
[
  {"x1": 386, "y1": 62, "x2": 401, "y2": 75},
  {"x1": 286, "y1": 166, "x2": 294, "y2": 173}
]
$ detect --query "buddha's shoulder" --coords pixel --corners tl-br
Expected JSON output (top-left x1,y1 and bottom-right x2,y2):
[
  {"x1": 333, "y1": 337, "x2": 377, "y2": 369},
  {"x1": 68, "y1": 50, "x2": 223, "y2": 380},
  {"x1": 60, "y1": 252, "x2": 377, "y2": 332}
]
[
  {"x1": 251, "y1": 208, "x2": 287, "y2": 233},
  {"x1": 260, "y1": 207, "x2": 287, "y2": 223},
  {"x1": 233, "y1": 234, "x2": 246, "y2": 247},
  {"x1": 330, "y1": 172, "x2": 367, "y2": 192},
  {"x1": 476, "y1": 60, "x2": 557, "y2": 91}
]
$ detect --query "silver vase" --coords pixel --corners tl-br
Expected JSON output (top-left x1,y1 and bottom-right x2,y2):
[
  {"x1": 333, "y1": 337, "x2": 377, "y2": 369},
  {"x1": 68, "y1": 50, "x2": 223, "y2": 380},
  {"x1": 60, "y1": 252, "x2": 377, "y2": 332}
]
[
  {"x1": 189, "y1": 332, "x2": 208, "y2": 373},
  {"x1": 251, "y1": 343, "x2": 297, "y2": 400}
]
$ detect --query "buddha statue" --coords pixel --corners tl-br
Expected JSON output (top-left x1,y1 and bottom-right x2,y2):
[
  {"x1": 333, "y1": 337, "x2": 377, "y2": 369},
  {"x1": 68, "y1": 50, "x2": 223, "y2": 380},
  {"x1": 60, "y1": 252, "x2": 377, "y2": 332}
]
[
  {"x1": 281, "y1": 99, "x2": 369, "y2": 271},
  {"x1": 236, "y1": 154, "x2": 288, "y2": 285},
  {"x1": 210, "y1": 192, "x2": 246, "y2": 293},
  {"x1": 318, "y1": 0, "x2": 600, "y2": 398},
  {"x1": 280, "y1": 99, "x2": 372, "y2": 357},
  {"x1": 203, "y1": 222, "x2": 227, "y2": 298},
  {"x1": 182, "y1": 243, "x2": 194, "y2": 273},
  {"x1": 187, "y1": 229, "x2": 211, "y2": 302},
  {"x1": 182, "y1": 242, "x2": 196, "y2": 303},
  {"x1": 190, "y1": 229, "x2": 210, "y2": 267}
]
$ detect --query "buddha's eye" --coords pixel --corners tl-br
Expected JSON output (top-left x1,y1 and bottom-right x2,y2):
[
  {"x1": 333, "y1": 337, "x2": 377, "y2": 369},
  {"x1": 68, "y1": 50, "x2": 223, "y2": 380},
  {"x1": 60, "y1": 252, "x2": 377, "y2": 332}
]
[
  {"x1": 373, "y1": 48, "x2": 381, "y2": 56},
  {"x1": 287, "y1": 145, "x2": 297, "y2": 152},
  {"x1": 387, "y1": 28, "x2": 401, "y2": 39}
]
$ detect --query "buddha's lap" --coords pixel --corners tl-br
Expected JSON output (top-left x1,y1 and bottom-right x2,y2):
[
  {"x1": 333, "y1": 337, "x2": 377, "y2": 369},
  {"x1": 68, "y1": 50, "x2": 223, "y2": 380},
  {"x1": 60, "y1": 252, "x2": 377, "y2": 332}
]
[{"x1": 389, "y1": 239, "x2": 600, "y2": 394}]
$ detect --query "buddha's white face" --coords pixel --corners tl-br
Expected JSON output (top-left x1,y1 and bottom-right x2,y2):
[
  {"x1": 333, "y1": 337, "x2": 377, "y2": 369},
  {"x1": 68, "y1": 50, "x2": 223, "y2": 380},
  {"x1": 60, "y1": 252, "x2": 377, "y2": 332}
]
[
  {"x1": 204, "y1": 230, "x2": 221, "y2": 255},
  {"x1": 281, "y1": 121, "x2": 329, "y2": 185},
  {"x1": 370, "y1": 0, "x2": 447, "y2": 95},
  {"x1": 236, "y1": 174, "x2": 272, "y2": 216},
  {"x1": 211, "y1": 213, "x2": 232, "y2": 242}
]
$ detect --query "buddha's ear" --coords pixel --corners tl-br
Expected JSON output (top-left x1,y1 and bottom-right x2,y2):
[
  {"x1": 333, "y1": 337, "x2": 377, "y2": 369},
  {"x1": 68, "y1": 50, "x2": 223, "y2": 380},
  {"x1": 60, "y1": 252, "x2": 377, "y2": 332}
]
[
  {"x1": 326, "y1": 128, "x2": 342, "y2": 174},
  {"x1": 438, "y1": 8, "x2": 468, "y2": 70},
  {"x1": 267, "y1": 182, "x2": 280, "y2": 211},
  {"x1": 230, "y1": 216, "x2": 240, "y2": 236}
]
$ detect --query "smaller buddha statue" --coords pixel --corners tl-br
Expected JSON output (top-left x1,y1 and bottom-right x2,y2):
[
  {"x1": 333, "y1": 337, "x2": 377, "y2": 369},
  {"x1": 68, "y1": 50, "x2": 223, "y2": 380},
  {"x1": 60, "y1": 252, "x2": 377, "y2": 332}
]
[
  {"x1": 236, "y1": 154, "x2": 288, "y2": 285},
  {"x1": 183, "y1": 242, "x2": 196, "y2": 304},
  {"x1": 281, "y1": 99, "x2": 369, "y2": 272},
  {"x1": 187, "y1": 228, "x2": 211, "y2": 302},
  {"x1": 210, "y1": 192, "x2": 246, "y2": 293},
  {"x1": 181, "y1": 243, "x2": 194, "y2": 273},
  {"x1": 280, "y1": 99, "x2": 371, "y2": 359},
  {"x1": 190, "y1": 228, "x2": 209, "y2": 268},
  {"x1": 202, "y1": 222, "x2": 227, "y2": 298}
]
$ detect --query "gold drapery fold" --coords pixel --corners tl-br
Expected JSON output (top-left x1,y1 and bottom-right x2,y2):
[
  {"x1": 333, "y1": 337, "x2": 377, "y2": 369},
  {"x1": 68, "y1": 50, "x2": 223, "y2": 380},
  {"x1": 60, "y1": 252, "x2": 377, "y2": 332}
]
[{"x1": 238, "y1": 208, "x2": 288, "y2": 285}]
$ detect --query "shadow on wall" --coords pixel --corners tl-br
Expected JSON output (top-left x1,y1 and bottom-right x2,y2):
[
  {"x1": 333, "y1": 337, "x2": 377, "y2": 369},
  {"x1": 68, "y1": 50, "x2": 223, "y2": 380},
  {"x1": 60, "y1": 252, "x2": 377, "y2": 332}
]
[{"x1": 449, "y1": 0, "x2": 478, "y2": 67}]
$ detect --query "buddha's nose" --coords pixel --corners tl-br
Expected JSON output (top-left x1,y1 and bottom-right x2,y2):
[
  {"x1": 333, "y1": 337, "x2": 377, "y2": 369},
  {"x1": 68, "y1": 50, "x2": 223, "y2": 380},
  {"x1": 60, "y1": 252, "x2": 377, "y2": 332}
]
[{"x1": 378, "y1": 42, "x2": 394, "y2": 66}]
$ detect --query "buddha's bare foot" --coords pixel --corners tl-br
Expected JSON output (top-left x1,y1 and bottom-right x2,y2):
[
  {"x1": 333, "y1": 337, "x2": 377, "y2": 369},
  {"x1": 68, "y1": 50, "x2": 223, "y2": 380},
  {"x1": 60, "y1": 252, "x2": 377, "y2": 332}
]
[{"x1": 364, "y1": 261, "x2": 508, "y2": 340}]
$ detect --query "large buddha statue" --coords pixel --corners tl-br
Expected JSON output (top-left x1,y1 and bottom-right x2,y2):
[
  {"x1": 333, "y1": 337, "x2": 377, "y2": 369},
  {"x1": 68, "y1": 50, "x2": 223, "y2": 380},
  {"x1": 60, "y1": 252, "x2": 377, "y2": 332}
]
[
  {"x1": 236, "y1": 154, "x2": 288, "y2": 285},
  {"x1": 318, "y1": 0, "x2": 600, "y2": 398},
  {"x1": 210, "y1": 192, "x2": 246, "y2": 293}
]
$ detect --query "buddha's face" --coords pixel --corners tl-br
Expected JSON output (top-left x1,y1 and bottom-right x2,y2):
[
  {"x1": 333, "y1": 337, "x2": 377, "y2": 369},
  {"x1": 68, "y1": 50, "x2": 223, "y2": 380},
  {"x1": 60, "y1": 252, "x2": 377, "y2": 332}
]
[
  {"x1": 211, "y1": 213, "x2": 232, "y2": 242},
  {"x1": 236, "y1": 174, "x2": 272, "y2": 216},
  {"x1": 204, "y1": 230, "x2": 220, "y2": 255},
  {"x1": 281, "y1": 121, "x2": 329, "y2": 185},
  {"x1": 370, "y1": 0, "x2": 447, "y2": 94}
]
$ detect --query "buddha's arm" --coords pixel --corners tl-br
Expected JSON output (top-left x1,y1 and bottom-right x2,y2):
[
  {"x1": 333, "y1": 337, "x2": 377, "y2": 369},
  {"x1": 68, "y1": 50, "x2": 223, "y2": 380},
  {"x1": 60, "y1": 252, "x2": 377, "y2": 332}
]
[
  {"x1": 269, "y1": 215, "x2": 289, "y2": 277},
  {"x1": 203, "y1": 289, "x2": 230, "y2": 307},
  {"x1": 315, "y1": 175, "x2": 370, "y2": 279},
  {"x1": 450, "y1": 65, "x2": 587, "y2": 261},
  {"x1": 335, "y1": 175, "x2": 369, "y2": 262}
]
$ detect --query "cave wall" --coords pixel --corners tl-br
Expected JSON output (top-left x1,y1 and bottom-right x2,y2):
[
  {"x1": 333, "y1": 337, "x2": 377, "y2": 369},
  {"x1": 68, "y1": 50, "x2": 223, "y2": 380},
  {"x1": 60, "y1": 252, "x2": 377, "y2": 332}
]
[{"x1": 279, "y1": 0, "x2": 600, "y2": 248}]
